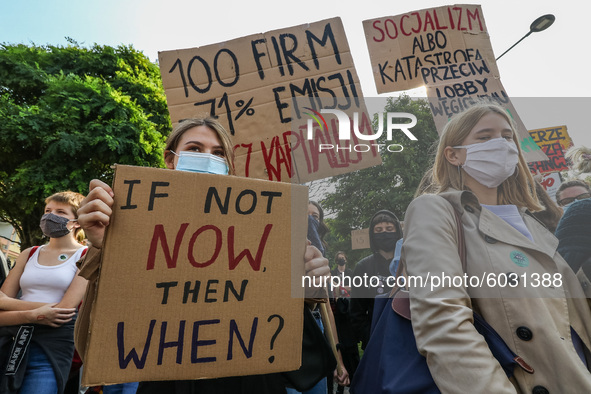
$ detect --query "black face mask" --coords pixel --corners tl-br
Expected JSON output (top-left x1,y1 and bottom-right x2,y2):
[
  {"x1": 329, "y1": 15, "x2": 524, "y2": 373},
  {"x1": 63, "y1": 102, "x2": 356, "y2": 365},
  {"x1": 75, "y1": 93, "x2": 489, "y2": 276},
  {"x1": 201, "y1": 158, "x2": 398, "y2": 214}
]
[
  {"x1": 337, "y1": 258, "x2": 347, "y2": 266},
  {"x1": 40, "y1": 213, "x2": 72, "y2": 238},
  {"x1": 373, "y1": 231, "x2": 398, "y2": 252}
]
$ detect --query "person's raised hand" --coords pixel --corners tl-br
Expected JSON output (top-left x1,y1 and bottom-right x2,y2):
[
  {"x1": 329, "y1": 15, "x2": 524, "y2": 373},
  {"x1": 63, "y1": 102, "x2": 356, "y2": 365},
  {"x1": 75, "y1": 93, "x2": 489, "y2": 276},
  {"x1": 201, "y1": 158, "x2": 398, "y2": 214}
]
[
  {"x1": 77, "y1": 179, "x2": 114, "y2": 248},
  {"x1": 304, "y1": 243, "x2": 330, "y2": 280}
]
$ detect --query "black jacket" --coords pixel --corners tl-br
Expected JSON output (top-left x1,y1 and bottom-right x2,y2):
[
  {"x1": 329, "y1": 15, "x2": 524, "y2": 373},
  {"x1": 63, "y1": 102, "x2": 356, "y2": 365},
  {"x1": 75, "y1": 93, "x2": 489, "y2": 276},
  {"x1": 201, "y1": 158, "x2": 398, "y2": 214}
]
[
  {"x1": 349, "y1": 210, "x2": 401, "y2": 349},
  {"x1": 0, "y1": 319, "x2": 75, "y2": 394}
]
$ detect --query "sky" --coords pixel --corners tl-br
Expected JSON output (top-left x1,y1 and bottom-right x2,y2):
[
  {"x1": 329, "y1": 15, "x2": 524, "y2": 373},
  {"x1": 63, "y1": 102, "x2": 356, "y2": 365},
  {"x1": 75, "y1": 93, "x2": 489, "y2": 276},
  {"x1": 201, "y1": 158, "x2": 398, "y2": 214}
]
[{"x1": 2, "y1": 0, "x2": 589, "y2": 148}]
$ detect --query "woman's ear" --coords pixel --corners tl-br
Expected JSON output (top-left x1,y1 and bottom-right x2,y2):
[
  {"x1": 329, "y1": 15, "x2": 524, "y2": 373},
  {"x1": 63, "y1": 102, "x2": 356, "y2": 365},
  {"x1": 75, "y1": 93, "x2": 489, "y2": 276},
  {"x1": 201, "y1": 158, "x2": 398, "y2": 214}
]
[
  {"x1": 444, "y1": 146, "x2": 464, "y2": 167},
  {"x1": 164, "y1": 151, "x2": 175, "y2": 169}
]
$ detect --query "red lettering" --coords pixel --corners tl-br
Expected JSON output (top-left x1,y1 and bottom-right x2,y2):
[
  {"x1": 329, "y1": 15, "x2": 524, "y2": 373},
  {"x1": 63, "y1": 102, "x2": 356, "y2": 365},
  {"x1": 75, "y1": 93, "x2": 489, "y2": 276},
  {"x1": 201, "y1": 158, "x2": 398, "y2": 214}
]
[
  {"x1": 261, "y1": 136, "x2": 292, "y2": 182},
  {"x1": 410, "y1": 12, "x2": 422, "y2": 34},
  {"x1": 281, "y1": 131, "x2": 293, "y2": 170},
  {"x1": 372, "y1": 20, "x2": 385, "y2": 42},
  {"x1": 433, "y1": 9, "x2": 448, "y2": 30},
  {"x1": 423, "y1": 11, "x2": 436, "y2": 32},
  {"x1": 228, "y1": 224, "x2": 273, "y2": 271},
  {"x1": 454, "y1": 7, "x2": 466, "y2": 31},
  {"x1": 188, "y1": 225, "x2": 222, "y2": 268},
  {"x1": 447, "y1": 7, "x2": 455, "y2": 29},
  {"x1": 314, "y1": 122, "x2": 338, "y2": 170},
  {"x1": 384, "y1": 19, "x2": 398, "y2": 39},
  {"x1": 292, "y1": 125, "x2": 311, "y2": 173},
  {"x1": 400, "y1": 14, "x2": 412, "y2": 36},
  {"x1": 147, "y1": 223, "x2": 189, "y2": 270},
  {"x1": 541, "y1": 177, "x2": 555, "y2": 188},
  {"x1": 234, "y1": 143, "x2": 252, "y2": 178},
  {"x1": 466, "y1": 7, "x2": 483, "y2": 31}
]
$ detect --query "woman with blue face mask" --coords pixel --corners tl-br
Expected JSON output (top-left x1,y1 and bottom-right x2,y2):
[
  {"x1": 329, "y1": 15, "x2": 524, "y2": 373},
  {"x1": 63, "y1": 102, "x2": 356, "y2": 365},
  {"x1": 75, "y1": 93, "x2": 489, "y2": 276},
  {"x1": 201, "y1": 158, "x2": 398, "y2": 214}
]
[
  {"x1": 0, "y1": 191, "x2": 88, "y2": 394},
  {"x1": 163, "y1": 118, "x2": 235, "y2": 175},
  {"x1": 401, "y1": 102, "x2": 591, "y2": 393},
  {"x1": 75, "y1": 117, "x2": 331, "y2": 394}
]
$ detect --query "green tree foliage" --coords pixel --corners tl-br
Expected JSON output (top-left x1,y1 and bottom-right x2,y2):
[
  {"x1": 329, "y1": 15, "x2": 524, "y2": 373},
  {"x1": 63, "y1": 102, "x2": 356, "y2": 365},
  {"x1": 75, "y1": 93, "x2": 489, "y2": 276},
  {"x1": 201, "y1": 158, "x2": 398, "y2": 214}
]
[
  {"x1": 0, "y1": 42, "x2": 170, "y2": 248},
  {"x1": 322, "y1": 95, "x2": 439, "y2": 265}
]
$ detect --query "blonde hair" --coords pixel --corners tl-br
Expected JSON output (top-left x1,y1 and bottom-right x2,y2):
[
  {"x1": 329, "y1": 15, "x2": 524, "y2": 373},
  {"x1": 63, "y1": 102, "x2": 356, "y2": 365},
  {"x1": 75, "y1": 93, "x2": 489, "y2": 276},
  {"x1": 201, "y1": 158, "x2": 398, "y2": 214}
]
[
  {"x1": 164, "y1": 117, "x2": 235, "y2": 175},
  {"x1": 432, "y1": 103, "x2": 542, "y2": 211},
  {"x1": 414, "y1": 167, "x2": 436, "y2": 198},
  {"x1": 45, "y1": 191, "x2": 86, "y2": 241},
  {"x1": 565, "y1": 145, "x2": 591, "y2": 174}
]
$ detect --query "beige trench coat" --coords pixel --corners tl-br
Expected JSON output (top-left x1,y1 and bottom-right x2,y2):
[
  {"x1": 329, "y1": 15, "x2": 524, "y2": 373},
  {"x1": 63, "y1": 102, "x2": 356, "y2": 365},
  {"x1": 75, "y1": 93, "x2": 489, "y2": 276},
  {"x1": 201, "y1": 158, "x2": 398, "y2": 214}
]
[{"x1": 401, "y1": 190, "x2": 591, "y2": 394}]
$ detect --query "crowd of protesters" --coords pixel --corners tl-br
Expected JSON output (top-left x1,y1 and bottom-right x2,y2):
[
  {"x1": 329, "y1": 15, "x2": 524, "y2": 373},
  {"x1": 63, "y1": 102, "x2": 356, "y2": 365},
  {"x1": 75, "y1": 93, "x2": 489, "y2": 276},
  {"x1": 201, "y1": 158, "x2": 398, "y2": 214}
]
[{"x1": 2, "y1": 103, "x2": 591, "y2": 394}]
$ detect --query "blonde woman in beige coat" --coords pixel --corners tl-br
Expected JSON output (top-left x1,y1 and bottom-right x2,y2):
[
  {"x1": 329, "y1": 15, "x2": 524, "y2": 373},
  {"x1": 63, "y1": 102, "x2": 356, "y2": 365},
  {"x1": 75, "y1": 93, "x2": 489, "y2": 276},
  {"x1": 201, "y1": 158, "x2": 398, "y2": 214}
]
[{"x1": 401, "y1": 103, "x2": 591, "y2": 393}]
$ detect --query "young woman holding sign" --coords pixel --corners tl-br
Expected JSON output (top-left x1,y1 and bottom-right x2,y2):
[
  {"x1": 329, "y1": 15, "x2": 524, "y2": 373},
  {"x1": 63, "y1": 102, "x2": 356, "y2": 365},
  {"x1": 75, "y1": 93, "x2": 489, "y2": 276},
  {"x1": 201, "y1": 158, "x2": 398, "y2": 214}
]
[
  {"x1": 0, "y1": 191, "x2": 88, "y2": 394},
  {"x1": 401, "y1": 102, "x2": 591, "y2": 393},
  {"x1": 76, "y1": 117, "x2": 332, "y2": 394}
]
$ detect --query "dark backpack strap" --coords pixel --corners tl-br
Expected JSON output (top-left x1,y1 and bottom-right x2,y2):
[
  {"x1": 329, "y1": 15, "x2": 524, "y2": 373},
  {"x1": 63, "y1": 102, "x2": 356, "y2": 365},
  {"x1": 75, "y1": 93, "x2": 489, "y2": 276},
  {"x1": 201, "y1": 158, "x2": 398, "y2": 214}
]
[{"x1": 453, "y1": 209, "x2": 467, "y2": 272}]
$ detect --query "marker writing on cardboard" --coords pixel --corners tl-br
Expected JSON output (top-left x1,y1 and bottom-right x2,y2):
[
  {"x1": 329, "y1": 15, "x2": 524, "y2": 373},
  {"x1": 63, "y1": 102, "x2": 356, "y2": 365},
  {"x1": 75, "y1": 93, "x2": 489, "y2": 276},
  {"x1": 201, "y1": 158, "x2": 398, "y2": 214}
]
[
  {"x1": 168, "y1": 21, "x2": 342, "y2": 98},
  {"x1": 146, "y1": 222, "x2": 273, "y2": 271},
  {"x1": 155, "y1": 280, "x2": 248, "y2": 305},
  {"x1": 116, "y1": 316, "x2": 261, "y2": 368},
  {"x1": 527, "y1": 127, "x2": 569, "y2": 173},
  {"x1": 120, "y1": 180, "x2": 169, "y2": 211},
  {"x1": 370, "y1": 6, "x2": 485, "y2": 43},
  {"x1": 120, "y1": 181, "x2": 283, "y2": 214},
  {"x1": 369, "y1": 5, "x2": 487, "y2": 84}
]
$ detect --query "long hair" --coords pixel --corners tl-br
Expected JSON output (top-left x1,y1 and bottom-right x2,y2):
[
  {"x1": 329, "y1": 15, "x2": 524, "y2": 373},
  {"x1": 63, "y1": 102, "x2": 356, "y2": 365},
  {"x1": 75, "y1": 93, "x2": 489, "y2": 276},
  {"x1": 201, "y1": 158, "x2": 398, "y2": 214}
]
[
  {"x1": 532, "y1": 182, "x2": 563, "y2": 232},
  {"x1": 164, "y1": 117, "x2": 235, "y2": 175},
  {"x1": 432, "y1": 103, "x2": 541, "y2": 211}
]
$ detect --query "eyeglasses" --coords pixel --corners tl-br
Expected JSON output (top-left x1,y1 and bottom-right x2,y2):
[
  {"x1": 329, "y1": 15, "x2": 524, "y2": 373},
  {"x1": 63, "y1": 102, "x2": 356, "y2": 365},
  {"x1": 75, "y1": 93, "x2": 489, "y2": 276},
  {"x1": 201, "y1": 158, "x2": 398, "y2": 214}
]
[{"x1": 557, "y1": 192, "x2": 591, "y2": 207}]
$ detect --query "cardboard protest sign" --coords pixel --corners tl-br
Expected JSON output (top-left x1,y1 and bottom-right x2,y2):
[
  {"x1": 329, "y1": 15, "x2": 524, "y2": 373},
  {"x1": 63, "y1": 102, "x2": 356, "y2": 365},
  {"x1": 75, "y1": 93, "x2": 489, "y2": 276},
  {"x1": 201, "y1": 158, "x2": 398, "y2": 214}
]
[
  {"x1": 363, "y1": 4, "x2": 499, "y2": 93},
  {"x1": 422, "y1": 59, "x2": 547, "y2": 163},
  {"x1": 81, "y1": 165, "x2": 308, "y2": 385},
  {"x1": 351, "y1": 228, "x2": 370, "y2": 250},
  {"x1": 527, "y1": 125, "x2": 573, "y2": 174},
  {"x1": 158, "y1": 18, "x2": 381, "y2": 184},
  {"x1": 539, "y1": 172, "x2": 562, "y2": 202}
]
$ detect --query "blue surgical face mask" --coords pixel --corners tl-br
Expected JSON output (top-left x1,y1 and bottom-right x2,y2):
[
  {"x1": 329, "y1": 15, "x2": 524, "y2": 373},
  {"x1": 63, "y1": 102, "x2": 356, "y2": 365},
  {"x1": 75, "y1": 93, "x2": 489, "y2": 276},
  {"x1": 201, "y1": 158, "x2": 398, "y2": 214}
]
[{"x1": 171, "y1": 151, "x2": 229, "y2": 175}]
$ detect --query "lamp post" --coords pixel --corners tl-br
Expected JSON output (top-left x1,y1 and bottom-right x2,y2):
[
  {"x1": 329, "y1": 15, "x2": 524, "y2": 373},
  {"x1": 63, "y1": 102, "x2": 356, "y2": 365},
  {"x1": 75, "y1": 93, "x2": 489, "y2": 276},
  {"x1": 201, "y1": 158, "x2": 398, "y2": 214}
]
[{"x1": 496, "y1": 14, "x2": 555, "y2": 60}]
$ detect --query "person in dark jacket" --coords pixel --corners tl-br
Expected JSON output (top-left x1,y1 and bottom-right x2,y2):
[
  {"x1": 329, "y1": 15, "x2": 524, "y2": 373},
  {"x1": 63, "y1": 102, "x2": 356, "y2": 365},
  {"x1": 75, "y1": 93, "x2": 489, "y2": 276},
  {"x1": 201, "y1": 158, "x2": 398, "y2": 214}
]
[
  {"x1": 349, "y1": 210, "x2": 402, "y2": 350},
  {"x1": 330, "y1": 252, "x2": 358, "y2": 394}
]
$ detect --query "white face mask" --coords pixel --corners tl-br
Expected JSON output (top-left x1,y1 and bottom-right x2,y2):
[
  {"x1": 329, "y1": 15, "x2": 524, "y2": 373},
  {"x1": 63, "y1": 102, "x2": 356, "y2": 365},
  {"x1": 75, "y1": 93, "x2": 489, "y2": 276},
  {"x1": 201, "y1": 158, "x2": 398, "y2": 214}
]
[
  {"x1": 171, "y1": 151, "x2": 229, "y2": 175},
  {"x1": 454, "y1": 137, "x2": 519, "y2": 188}
]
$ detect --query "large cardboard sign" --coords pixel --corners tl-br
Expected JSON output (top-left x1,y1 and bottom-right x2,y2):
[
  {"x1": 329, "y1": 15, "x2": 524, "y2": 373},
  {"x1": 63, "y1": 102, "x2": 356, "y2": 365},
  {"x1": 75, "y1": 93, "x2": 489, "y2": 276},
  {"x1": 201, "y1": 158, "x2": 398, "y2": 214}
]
[
  {"x1": 422, "y1": 59, "x2": 547, "y2": 163},
  {"x1": 158, "y1": 18, "x2": 381, "y2": 184},
  {"x1": 81, "y1": 165, "x2": 307, "y2": 385},
  {"x1": 363, "y1": 4, "x2": 499, "y2": 93},
  {"x1": 527, "y1": 125, "x2": 573, "y2": 174}
]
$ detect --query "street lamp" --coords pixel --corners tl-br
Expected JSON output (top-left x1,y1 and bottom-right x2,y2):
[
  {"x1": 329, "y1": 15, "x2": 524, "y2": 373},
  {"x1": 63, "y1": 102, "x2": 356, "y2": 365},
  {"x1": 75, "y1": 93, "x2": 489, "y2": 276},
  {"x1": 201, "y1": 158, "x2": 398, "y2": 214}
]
[{"x1": 496, "y1": 14, "x2": 555, "y2": 60}]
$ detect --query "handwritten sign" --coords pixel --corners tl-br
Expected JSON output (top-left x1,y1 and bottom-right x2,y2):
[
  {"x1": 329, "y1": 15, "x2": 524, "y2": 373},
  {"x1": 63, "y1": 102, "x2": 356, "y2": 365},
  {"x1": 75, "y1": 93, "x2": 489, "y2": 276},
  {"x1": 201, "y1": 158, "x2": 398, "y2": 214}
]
[
  {"x1": 422, "y1": 59, "x2": 548, "y2": 163},
  {"x1": 363, "y1": 4, "x2": 499, "y2": 93},
  {"x1": 528, "y1": 125, "x2": 573, "y2": 174},
  {"x1": 351, "y1": 228, "x2": 370, "y2": 250},
  {"x1": 539, "y1": 172, "x2": 562, "y2": 202},
  {"x1": 158, "y1": 18, "x2": 381, "y2": 183},
  {"x1": 81, "y1": 165, "x2": 307, "y2": 385}
]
